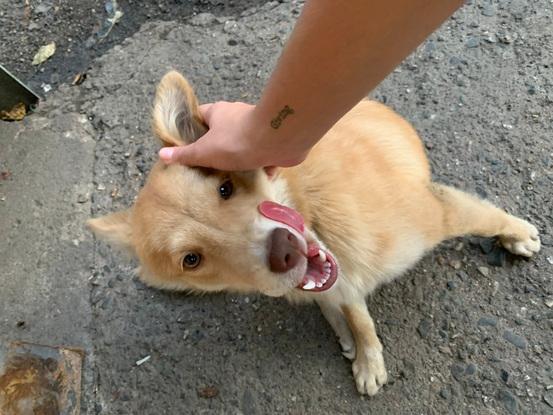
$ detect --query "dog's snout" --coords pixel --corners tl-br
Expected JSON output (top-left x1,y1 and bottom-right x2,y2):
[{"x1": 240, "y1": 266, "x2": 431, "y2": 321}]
[{"x1": 268, "y1": 228, "x2": 303, "y2": 273}]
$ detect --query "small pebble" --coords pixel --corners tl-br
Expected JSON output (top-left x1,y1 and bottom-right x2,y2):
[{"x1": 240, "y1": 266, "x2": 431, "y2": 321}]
[
  {"x1": 466, "y1": 37, "x2": 480, "y2": 48},
  {"x1": 451, "y1": 363, "x2": 465, "y2": 381},
  {"x1": 482, "y1": 5, "x2": 495, "y2": 17},
  {"x1": 439, "y1": 387, "x2": 451, "y2": 400},
  {"x1": 449, "y1": 259, "x2": 462, "y2": 270},
  {"x1": 478, "y1": 266, "x2": 490, "y2": 277},
  {"x1": 492, "y1": 281, "x2": 499, "y2": 296},
  {"x1": 223, "y1": 20, "x2": 239, "y2": 34},
  {"x1": 417, "y1": 319, "x2": 432, "y2": 339},
  {"x1": 503, "y1": 329, "x2": 527, "y2": 349},
  {"x1": 487, "y1": 246, "x2": 506, "y2": 267},
  {"x1": 498, "y1": 389, "x2": 518, "y2": 414},
  {"x1": 479, "y1": 239, "x2": 495, "y2": 254},
  {"x1": 190, "y1": 12, "x2": 216, "y2": 27},
  {"x1": 438, "y1": 345, "x2": 452, "y2": 356},
  {"x1": 465, "y1": 363, "x2": 477, "y2": 376},
  {"x1": 478, "y1": 316, "x2": 497, "y2": 327},
  {"x1": 544, "y1": 392, "x2": 553, "y2": 408},
  {"x1": 545, "y1": 298, "x2": 553, "y2": 308},
  {"x1": 500, "y1": 369, "x2": 509, "y2": 383},
  {"x1": 498, "y1": 33, "x2": 513, "y2": 44}
]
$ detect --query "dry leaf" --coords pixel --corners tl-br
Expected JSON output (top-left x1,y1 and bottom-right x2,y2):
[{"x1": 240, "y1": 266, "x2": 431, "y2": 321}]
[
  {"x1": 72, "y1": 72, "x2": 87, "y2": 86},
  {"x1": 0, "y1": 102, "x2": 26, "y2": 121},
  {"x1": 32, "y1": 42, "x2": 56, "y2": 65},
  {"x1": 197, "y1": 386, "x2": 219, "y2": 399}
]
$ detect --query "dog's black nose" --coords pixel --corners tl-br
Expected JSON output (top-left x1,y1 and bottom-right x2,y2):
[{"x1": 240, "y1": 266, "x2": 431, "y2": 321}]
[{"x1": 268, "y1": 228, "x2": 302, "y2": 273}]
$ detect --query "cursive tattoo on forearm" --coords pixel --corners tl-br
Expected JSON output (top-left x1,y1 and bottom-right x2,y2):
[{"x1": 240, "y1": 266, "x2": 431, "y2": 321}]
[{"x1": 270, "y1": 105, "x2": 295, "y2": 129}]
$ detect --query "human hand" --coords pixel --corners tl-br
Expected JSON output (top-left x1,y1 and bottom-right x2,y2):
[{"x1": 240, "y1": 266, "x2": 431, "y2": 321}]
[{"x1": 158, "y1": 101, "x2": 308, "y2": 172}]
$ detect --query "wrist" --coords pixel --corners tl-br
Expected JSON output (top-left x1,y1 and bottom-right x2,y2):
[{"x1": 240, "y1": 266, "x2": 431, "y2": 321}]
[{"x1": 247, "y1": 104, "x2": 311, "y2": 168}]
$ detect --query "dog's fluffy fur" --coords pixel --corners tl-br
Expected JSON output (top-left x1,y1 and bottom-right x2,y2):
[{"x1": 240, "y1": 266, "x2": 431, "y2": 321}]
[{"x1": 89, "y1": 71, "x2": 540, "y2": 395}]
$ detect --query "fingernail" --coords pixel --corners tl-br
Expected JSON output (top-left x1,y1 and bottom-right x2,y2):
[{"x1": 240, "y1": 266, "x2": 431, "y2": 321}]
[{"x1": 159, "y1": 147, "x2": 174, "y2": 162}]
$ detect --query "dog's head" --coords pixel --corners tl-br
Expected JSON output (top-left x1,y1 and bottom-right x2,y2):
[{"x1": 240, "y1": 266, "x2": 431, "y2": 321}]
[{"x1": 88, "y1": 71, "x2": 338, "y2": 297}]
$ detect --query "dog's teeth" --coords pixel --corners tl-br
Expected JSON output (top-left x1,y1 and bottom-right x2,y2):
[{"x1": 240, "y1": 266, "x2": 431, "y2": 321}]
[
  {"x1": 318, "y1": 250, "x2": 327, "y2": 262},
  {"x1": 321, "y1": 277, "x2": 328, "y2": 284},
  {"x1": 303, "y1": 280, "x2": 316, "y2": 290},
  {"x1": 324, "y1": 270, "x2": 330, "y2": 278},
  {"x1": 316, "y1": 281, "x2": 323, "y2": 288},
  {"x1": 324, "y1": 262, "x2": 331, "y2": 270}
]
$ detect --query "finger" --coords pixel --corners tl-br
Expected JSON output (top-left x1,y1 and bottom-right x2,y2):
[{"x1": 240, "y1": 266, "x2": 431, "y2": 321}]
[
  {"x1": 198, "y1": 103, "x2": 214, "y2": 120},
  {"x1": 264, "y1": 166, "x2": 279, "y2": 179},
  {"x1": 159, "y1": 144, "x2": 204, "y2": 166},
  {"x1": 159, "y1": 147, "x2": 176, "y2": 163}
]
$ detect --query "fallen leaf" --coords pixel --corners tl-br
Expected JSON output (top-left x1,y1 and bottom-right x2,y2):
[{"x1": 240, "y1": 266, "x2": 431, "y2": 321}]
[
  {"x1": 0, "y1": 102, "x2": 26, "y2": 121},
  {"x1": 72, "y1": 72, "x2": 87, "y2": 86},
  {"x1": 32, "y1": 42, "x2": 56, "y2": 65},
  {"x1": 197, "y1": 386, "x2": 219, "y2": 399},
  {"x1": 1, "y1": 170, "x2": 12, "y2": 180}
]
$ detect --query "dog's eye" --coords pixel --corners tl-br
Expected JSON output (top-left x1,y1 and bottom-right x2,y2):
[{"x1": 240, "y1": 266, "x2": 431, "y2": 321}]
[
  {"x1": 182, "y1": 252, "x2": 201, "y2": 269},
  {"x1": 219, "y1": 179, "x2": 234, "y2": 200}
]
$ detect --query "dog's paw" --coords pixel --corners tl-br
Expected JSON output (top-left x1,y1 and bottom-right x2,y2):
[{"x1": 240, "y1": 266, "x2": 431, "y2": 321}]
[
  {"x1": 339, "y1": 337, "x2": 356, "y2": 360},
  {"x1": 352, "y1": 347, "x2": 387, "y2": 396},
  {"x1": 500, "y1": 217, "x2": 540, "y2": 257}
]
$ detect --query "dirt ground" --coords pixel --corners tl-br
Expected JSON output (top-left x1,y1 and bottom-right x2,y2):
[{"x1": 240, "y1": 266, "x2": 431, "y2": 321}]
[{"x1": 1, "y1": 0, "x2": 552, "y2": 414}]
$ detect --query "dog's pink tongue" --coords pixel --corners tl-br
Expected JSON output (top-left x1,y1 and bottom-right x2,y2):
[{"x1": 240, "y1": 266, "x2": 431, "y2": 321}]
[{"x1": 258, "y1": 201, "x2": 305, "y2": 234}]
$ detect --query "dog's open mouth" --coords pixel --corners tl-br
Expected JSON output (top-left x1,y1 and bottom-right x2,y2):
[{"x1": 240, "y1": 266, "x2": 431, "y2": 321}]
[
  {"x1": 297, "y1": 243, "x2": 338, "y2": 292},
  {"x1": 259, "y1": 200, "x2": 338, "y2": 292}
]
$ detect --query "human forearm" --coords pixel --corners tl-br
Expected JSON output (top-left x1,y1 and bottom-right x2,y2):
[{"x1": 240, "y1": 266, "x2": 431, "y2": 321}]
[
  {"x1": 161, "y1": 0, "x2": 464, "y2": 170},
  {"x1": 251, "y1": 0, "x2": 464, "y2": 165}
]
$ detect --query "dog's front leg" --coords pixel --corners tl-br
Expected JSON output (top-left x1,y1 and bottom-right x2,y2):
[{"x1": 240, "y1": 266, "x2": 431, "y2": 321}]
[
  {"x1": 341, "y1": 301, "x2": 388, "y2": 396},
  {"x1": 317, "y1": 300, "x2": 356, "y2": 360}
]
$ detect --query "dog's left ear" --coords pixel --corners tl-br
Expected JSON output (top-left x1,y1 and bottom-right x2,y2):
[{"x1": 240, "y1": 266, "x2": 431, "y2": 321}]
[
  {"x1": 87, "y1": 210, "x2": 134, "y2": 255},
  {"x1": 152, "y1": 71, "x2": 208, "y2": 147}
]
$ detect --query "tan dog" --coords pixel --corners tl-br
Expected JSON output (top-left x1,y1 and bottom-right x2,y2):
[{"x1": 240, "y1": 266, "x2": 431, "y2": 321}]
[{"x1": 88, "y1": 71, "x2": 541, "y2": 396}]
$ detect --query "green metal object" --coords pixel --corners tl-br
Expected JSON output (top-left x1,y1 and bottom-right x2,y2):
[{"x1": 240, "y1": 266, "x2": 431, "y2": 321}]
[{"x1": 0, "y1": 65, "x2": 40, "y2": 112}]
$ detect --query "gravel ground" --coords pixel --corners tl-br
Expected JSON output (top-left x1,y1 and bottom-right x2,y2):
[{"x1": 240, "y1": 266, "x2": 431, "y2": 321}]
[
  {"x1": 0, "y1": 0, "x2": 267, "y2": 93},
  {"x1": 1, "y1": 0, "x2": 552, "y2": 414}
]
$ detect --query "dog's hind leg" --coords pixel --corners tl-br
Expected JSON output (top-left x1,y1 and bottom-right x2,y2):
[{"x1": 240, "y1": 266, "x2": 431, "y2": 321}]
[
  {"x1": 317, "y1": 300, "x2": 356, "y2": 360},
  {"x1": 430, "y1": 183, "x2": 540, "y2": 256}
]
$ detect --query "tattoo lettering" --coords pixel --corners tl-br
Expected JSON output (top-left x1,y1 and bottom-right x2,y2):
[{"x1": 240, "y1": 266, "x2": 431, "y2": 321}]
[{"x1": 270, "y1": 105, "x2": 295, "y2": 129}]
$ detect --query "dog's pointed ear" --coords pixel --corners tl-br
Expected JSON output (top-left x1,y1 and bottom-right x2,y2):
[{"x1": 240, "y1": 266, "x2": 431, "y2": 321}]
[
  {"x1": 152, "y1": 71, "x2": 208, "y2": 147},
  {"x1": 87, "y1": 210, "x2": 134, "y2": 254}
]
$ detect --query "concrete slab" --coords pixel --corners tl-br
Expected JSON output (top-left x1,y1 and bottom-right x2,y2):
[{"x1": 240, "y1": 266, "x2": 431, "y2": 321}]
[
  {"x1": 0, "y1": 94, "x2": 97, "y2": 411},
  {"x1": 0, "y1": 110, "x2": 95, "y2": 345}
]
